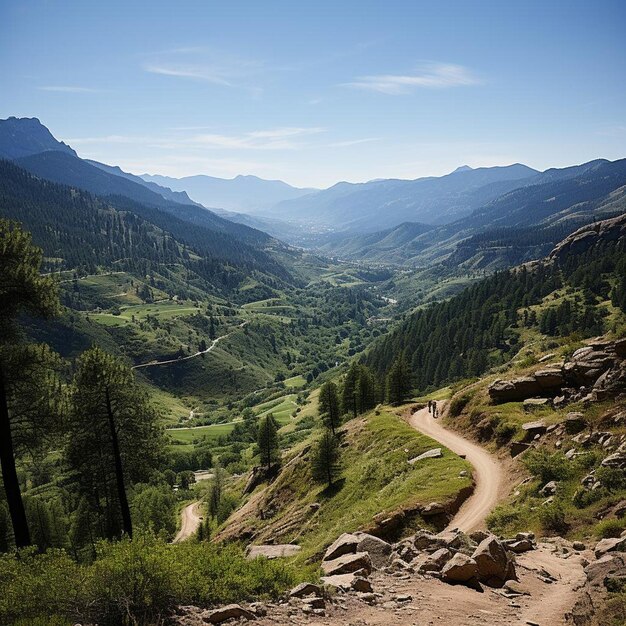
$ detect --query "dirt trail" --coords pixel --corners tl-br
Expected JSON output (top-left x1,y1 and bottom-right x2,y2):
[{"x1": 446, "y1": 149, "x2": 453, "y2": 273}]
[
  {"x1": 133, "y1": 321, "x2": 248, "y2": 369},
  {"x1": 409, "y1": 404, "x2": 503, "y2": 532},
  {"x1": 173, "y1": 501, "x2": 202, "y2": 543}
]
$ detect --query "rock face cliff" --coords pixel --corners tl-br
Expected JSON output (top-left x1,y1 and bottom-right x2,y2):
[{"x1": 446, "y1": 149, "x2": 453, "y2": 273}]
[{"x1": 549, "y1": 211, "x2": 626, "y2": 261}]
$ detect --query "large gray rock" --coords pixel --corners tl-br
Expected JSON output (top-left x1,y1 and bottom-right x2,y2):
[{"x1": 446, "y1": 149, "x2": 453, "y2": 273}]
[
  {"x1": 202, "y1": 604, "x2": 256, "y2": 623},
  {"x1": 564, "y1": 412, "x2": 587, "y2": 434},
  {"x1": 489, "y1": 377, "x2": 542, "y2": 403},
  {"x1": 246, "y1": 544, "x2": 301, "y2": 559},
  {"x1": 323, "y1": 533, "x2": 360, "y2": 561},
  {"x1": 601, "y1": 452, "x2": 626, "y2": 469},
  {"x1": 534, "y1": 368, "x2": 565, "y2": 389},
  {"x1": 408, "y1": 448, "x2": 442, "y2": 463},
  {"x1": 289, "y1": 582, "x2": 322, "y2": 598},
  {"x1": 356, "y1": 533, "x2": 392, "y2": 569},
  {"x1": 441, "y1": 553, "x2": 478, "y2": 583},
  {"x1": 321, "y1": 551, "x2": 373, "y2": 576},
  {"x1": 471, "y1": 535, "x2": 516, "y2": 586},
  {"x1": 594, "y1": 536, "x2": 626, "y2": 558},
  {"x1": 522, "y1": 420, "x2": 547, "y2": 441},
  {"x1": 412, "y1": 530, "x2": 440, "y2": 551}
]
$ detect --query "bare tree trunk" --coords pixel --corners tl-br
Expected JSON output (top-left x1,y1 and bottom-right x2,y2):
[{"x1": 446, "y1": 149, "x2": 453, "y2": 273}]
[
  {"x1": 0, "y1": 366, "x2": 31, "y2": 548},
  {"x1": 105, "y1": 386, "x2": 133, "y2": 539}
]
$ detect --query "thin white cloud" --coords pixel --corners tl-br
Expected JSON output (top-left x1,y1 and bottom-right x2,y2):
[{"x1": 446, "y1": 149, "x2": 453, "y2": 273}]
[
  {"x1": 67, "y1": 127, "x2": 328, "y2": 152},
  {"x1": 345, "y1": 63, "x2": 481, "y2": 95},
  {"x1": 38, "y1": 85, "x2": 102, "y2": 93},
  {"x1": 326, "y1": 138, "x2": 380, "y2": 148}
]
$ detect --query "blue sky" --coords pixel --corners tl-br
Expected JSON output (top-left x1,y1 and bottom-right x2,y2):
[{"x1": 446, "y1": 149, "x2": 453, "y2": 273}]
[{"x1": 1, "y1": 0, "x2": 625, "y2": 187}]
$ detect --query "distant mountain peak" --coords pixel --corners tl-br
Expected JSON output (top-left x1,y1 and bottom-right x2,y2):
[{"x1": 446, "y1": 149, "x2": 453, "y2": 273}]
[
  {"x1": 0, "y1": 116, "x2": 77, "y2": 160},
  {"x1": 453, "y1": 165, "x2": 473, "y2": 173}
]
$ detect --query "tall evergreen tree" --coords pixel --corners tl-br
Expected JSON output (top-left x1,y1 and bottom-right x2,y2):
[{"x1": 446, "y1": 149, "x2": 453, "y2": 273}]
[
  {"x1": 257, "y1": 414, "x2": 279, "y2": 471},
  {"x1": 311, "y1": 430, "x2": 341, "y2": 488},
  {"x1": 0, "y1": 219, "x2": 60, "y2": 548},
  {"x1": 386, "y1": 354, "x2": 411, "y2": 405},
  {"x1": 67, "y1": 347, "x2": 163, "y2": 541},
  {"x1": 319, "y1": 381, "x2": 341, "y2": 435}
]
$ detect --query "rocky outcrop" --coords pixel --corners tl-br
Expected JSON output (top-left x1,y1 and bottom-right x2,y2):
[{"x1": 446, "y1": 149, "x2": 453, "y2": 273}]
[
  {"x1": 549, "y1": 212, "x2": 626, "y2": 262},
  {"x1": 246, "y1": 544, "x2": 301, "y2": 559},
  {"x1": 321, "y1": 552, "x2": 373, "y2": 576},
  {"x1": 594, "y1": 537, "x2": 626, "y2": 559},
  {"x1": 489, "y1": 339, "x2": 626, "y2": 405},
  {"x1": 323, "y1": 533, "x2": 360, "y2": 561},
  {"x1": 408, "y1": 448, "x2": 442, "y2": 463},
  {"x1": 441, "y1": 553, "x2": 479, "y2": 583},
  {"x1": 568, "y1": 552, "x2": 626, "y2": 626},
  {"x1": 471, "y1": 535, "x2": 517, "y2": 587}
]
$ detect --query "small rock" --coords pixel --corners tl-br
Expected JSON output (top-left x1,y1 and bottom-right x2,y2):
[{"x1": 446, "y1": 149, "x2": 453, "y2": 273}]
[
  {"x1": 321, "y1": 552, "x2": 373, "y2": 576},
  {"x1": 202, "y1": 604, "x2": 256, "y2": 624},
  {"x1": 289, "y1": 582, "x2": 322, "y2": 598}
]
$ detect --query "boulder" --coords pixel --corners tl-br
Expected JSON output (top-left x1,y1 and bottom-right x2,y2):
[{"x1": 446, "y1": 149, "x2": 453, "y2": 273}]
[
  {"x1": 564, "y1": 412, "x2": 587, "y2": 434},
  {"x1": 521, "y1": 420, "x2": 547, "y2": 441},
  {"x1": 408, "y1": 448, "x2": 442, "y2": 463},
  {"x1": 356, "y1": 533, "x2": 392, "y2": 569},
  {"x1": 601, "y1": 452, "x2": 626, "y2": 469},
  {"x1": 471, "y1": 535, "x2": 516, "y2": 586},
  {"x1": 323, "y1": 533, "x2": 360, "y2": 561},
  {"x1": 539, "y1": 481, "x2": 558, "y2": 497},
  {"x1": 441, "y1": 553, "x2": 479, "y2": 583},
  {"x1": 321, "y1": 552, "x2": 373, "y2": 576},
  {"x1": 534, "y1": 368, "x2": 565, "y2": 389},
  {"x1": 246, "y1": 544, "x2": 301, "y2": 559},
  {"x1": 594, "y1": 536, "x2": 626, "y2": 559},
  {"x1": 202, "y1": 604, "x2": 256, "y2": 623},
  {"x1": 289, "y1": 582, "x2": 322, "y2": 598},
  {"x1": 428, "y1": 548, "x2": 453, "y2": 569},
  {"x1": 523, "y1": 398, "x2": 551, "y2": 411},
  {"x1": 504, "y1": 538, "x2": 534, "y2": 553},
  {"x1": 421, "y1": 502, "x2": 446, "y2": 517},
  {"x1": 412, "y1": 529, "x2": 441, "y2": 551},
  {"x1": 436, "y1": 529, "x2": 470, "y2": 551},
  {"x1": 489, "y1": 377, "x2": 542, "y2": 403}
]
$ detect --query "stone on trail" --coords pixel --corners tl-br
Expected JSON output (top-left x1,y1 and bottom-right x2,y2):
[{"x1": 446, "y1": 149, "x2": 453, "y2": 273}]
[
  {"x1": 471, "y1": 535, "x2": 516, "y2": 587},
  {"x1": 355, "y1": 532, "x2": 392, "y2": 569},
  {"x1": 321, "y1": 572, "x2": 372, "y2": 592},
  {"x1": 408, "y1": 447, "x2": 442, "y2": 463},
  {"x1": 594, "y1": 536, "x2": 626, "y2": 558},
  {"x1": 441, "y1": 553, "x2": 479, "y2": 583},
  {"x1": 323, "y1": 532, "x2": 360, "y2": 561},
  {"x1": 321, "y1": 551, "x2": 373, "y2": 576},
  {"x1": 202, "y1": 604, "x2": 256, "y2": 623},
  {"x1": 289, "y1": 582, "x2": 322, "y2": 598}
]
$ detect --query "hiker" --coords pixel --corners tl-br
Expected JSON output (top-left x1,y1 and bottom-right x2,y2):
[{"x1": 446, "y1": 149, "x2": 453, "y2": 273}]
[
  {"x1": 433, "y1": 401, "x2": 438, "y2": 417},
  {"x1": 427, "y1": 400, "x2": 432, "y2": 414}
]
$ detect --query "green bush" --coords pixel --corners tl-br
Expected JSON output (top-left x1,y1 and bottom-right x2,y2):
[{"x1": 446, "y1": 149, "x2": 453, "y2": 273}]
[
  {"x1": 539, "y1": 502, "x2": 568, "y2": 533},
  {"x1": 572, "y1": 487, "x2": 607, "y2": 509},
  {"x1": 523, "y1": 450, "x2": 572, "y2": 484},
  {"x1": 494, "y1": 421, "x2": 517, "y2": 445},
  {"x1": 486, "y1": 504, "x2": 524, "y2": 534},
  {"x1": 0, "y1": 534, "x2": 311, "y2": 626},
  {"x1": 595, "y1": 518, "x2": 626, "y2": 539},
  {"x1": 449, "y1": 393, "x2": 472, "y2": 418}
]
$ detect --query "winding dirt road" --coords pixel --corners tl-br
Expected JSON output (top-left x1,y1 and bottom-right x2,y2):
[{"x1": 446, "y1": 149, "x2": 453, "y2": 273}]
[
  {"x1": 133, "y1": 321, "x2": 248, "y2": 369},
  {"x1": 173, "y1": 501, "x2": 202, "y2": 543},
  {"x1": 409, "y1": 404, "x2": 503, "y2": 532}
]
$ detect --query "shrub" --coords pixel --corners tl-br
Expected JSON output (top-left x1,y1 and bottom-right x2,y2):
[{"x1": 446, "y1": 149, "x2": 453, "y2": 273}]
[
  {"x1": 449, "y1": 393, "x2": 472, "y2": 417},
  {"x1": 595, "y1": 518, "x2": 626, "y2": 539},
  {"x1": 494, "y1": 421, "x2": 517, "y2": 445},
  {"x1": 539, "y1": 502, "x2": 568, "y2": 533},
  {"x1": 572, "y1": 487, "x2": 607, "y2": 509},
  {"x1": 596, "y1": 467, "x2": 626, "y2": 492},
  {"x1": 523, "y1": 450, "x2": 572, "y2": 484},
  {"x1": 487, "y1": 505, "x2": 524, "y2": 534},
  {"x1": 0, "y1": 534, "x2": 310, "y2": 626}
]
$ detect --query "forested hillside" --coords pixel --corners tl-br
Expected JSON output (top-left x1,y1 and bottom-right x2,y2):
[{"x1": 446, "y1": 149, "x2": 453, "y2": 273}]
[{"x1": 365, "y1": 213, "x2": 626, "y2": 390}]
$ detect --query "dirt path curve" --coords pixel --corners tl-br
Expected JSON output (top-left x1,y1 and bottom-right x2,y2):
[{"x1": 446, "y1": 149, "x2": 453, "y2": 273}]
[
  {"x1": 133, "y1": 321, "x2": 248, "y2": 370},
  {"x1": 173, "y1": 501, "x2": 202, "y2": 543},
  {"x1": 409, "y1": 404, "x2": 503, "y2": 532}
]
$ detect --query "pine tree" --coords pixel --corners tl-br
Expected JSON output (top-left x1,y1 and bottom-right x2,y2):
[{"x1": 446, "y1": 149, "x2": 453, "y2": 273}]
[
  {"x1": 311, "y1": 430, "x2": 341, "y2": 488},
  {"x1": 386, "y1": 354, "x2": 411, "y2": 405},
  {"x1": 0, "y1": 220, "x2": 60, "y2": 548},
  {"x1": 257, "y1": 414, "x2": 279, "y2": 471},
  {"x1": 67, "y1": 347, "x2": 163, "y2": 541},
  {"x1": 319, "y1": 381, "x2": 341, "y2": 434}
]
